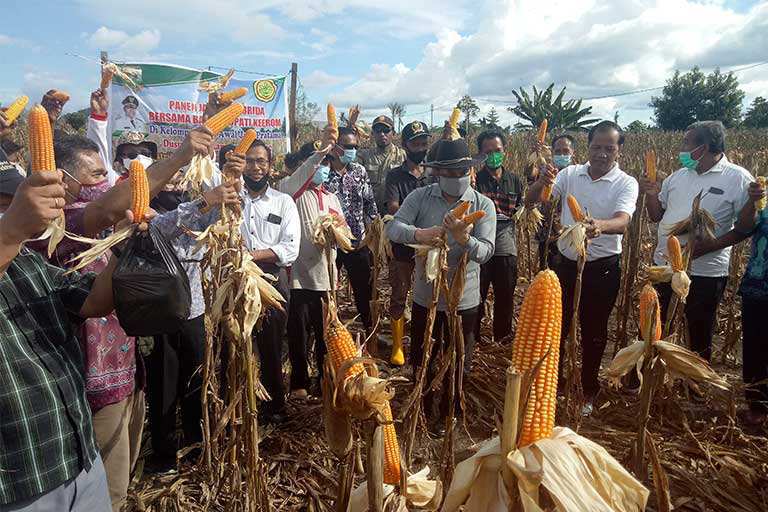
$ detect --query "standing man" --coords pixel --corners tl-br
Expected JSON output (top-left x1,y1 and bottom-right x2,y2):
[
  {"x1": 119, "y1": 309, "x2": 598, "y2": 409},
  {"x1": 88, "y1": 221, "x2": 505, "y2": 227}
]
[
  {"x1": 387, "y1": 136, "x2": 496, "y2": 427},
  {"x1": 526, "y1": 121, "x2": 638, "y2": 413},
  {"x1": 358, "y1": 115, "x2": 405, "y2": 212},
  {"x1": 326, "y1": 127, "x2": 379, "y2": 332},
  {"x1": 474, "y1": 130, "x2": 523, "y2": 343},
  {"x1": 239, "y1": 139, "x2": 300, "y2": 423},
  {"x1": 384, "y1": 121, "x2": 431, "y2": 365},
  {"x1": 641, "y1": 121, "x2": 755, "y2": 361}
]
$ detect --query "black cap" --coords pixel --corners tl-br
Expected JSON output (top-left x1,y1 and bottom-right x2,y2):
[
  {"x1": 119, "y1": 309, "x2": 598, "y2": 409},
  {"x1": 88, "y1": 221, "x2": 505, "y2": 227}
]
[
  {"x1": 402, "y1": 121, "x2": 429, "y2": 142},
  {"x1": 0, "y1": 166, "x2": 25, "y2": 196},
  {"x1": 423, "y1": 139, "x2": 475, "y2": 170},
  {"x1": 372, "y1": 115, "x2": 394, "y2": 130},
  {"x1": 122, "y1": 96, "x2": 139, "y2": 107}
]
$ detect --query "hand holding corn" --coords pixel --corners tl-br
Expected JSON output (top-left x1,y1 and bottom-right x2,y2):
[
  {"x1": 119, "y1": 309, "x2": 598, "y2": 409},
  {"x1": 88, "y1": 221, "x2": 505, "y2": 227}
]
[
  {"x1": 177, "y1": 126, "x2": 215, "y2": 165},
  {"x1": 750, "y1": 178, "x2": 765, "y2": 211},
  {"x1": 0, "y1": 170, "x2": 65, "y2": 245},
  {"x1": 414, "y1": 226, "x2": 444, "y2": 245},
  {"x1": 90, "y1": 89, "x2": 109, "y2": 117}
]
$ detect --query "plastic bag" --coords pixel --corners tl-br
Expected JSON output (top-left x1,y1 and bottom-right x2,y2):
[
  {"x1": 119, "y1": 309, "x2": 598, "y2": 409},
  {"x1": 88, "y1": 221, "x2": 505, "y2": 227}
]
[{"x1": 113, "y1": 224, "x2": 191, "y2": 336}]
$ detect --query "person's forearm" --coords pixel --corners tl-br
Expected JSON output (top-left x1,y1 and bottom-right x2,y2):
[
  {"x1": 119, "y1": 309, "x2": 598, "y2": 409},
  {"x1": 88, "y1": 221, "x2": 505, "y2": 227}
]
[
  {"x1": 251, "y1": 248, "x2": 279, "y2": 263},
  {"x1": 735, "y1": 200, "x2": 758, "y2": 234},
  {"x1": 695, "y1": 229, "x2": 749, "y2": 258},
  {"x1": 524, "y1": 180, "x2": 545, "y2": 207},
  {"x1": 79, "y1": 255, "x2": 117, "y2": 317},
  {"x1": 596, "y1": 215, "x2": 630, "y2": 234},
  {"x1": 645, "y1": 194, "x2": 664, "y2": 223},
  {"x1": 0, "y1": 224, "x2": 22, "y2": 275}
]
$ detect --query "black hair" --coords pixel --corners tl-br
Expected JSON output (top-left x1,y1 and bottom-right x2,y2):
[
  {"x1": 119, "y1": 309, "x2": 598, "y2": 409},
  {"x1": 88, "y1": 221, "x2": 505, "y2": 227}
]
[
  {"x1": 246, "y1": 139, "x2": 273, "y2": 162},
  {"x1": 338, "y1": 126, "x2": 357, "y2": 139},
  {"x1": 53, "y1": 134, "x2": 100, "y2": 173},
  {"x1": 218, "y1": 144, "x2": 236, "y2": 165},
  {"x1": 284, "y1": 152, "x2": 302, "y2": 170},
  {"x1": 588, "y1": 121, "x2": 625, "y2": 146},
  {"x1": 686, "y1": 121, "x2": 726, "y2": 154},
  {"x1": 115, "y1": 141, "x2": 157, "y2": 160},
  {"x1": 299, "y1": 141, "x2": 318, "y2": 160},
  {"x1": 476, "y1": 130, "x2": 506, "y2": 153},
  {"x1": 551, "y1": 133, "x2": 576, "y2": 148}
]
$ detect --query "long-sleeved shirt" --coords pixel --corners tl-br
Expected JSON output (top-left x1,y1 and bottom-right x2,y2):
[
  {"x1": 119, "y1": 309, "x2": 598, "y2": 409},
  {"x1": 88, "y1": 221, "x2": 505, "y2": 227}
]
[
  {"x1": 240, "y1": 186, "x2": 301, "y2": 268},
  {"x1": 326, "y1": 161, "x2": 378, "y2": 245},
  {"x1": 86, "y1": 113, "x2": 118, "y2": 184},
  {"x1": 475, "y1": 167, "x2": 523, "y2": 257},
  {"x1": 387, "y1": 183, "x2": 496, "y2": 311}
]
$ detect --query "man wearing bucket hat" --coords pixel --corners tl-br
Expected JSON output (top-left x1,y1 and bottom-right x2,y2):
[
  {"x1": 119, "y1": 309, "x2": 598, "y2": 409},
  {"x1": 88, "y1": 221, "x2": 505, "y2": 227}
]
[
  {"x1": 387, "y1": 135, "x2": 496, "y2": 428},
  {"x1": 358, "y1": 114, "x2": 405, "y2": 212}
]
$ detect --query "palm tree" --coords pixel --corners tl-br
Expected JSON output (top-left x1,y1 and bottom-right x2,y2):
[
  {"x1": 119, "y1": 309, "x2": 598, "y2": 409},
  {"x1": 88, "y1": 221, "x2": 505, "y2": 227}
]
[
  {"x1": 508, "y1": 83, "x2": 599, "y2": 133},
  {"x1": 386, "y1": 102, "x2": 406, "y2": 130}
]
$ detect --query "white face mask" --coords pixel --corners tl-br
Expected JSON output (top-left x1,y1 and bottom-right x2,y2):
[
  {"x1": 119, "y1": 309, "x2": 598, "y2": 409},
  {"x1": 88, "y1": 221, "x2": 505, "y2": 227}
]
[{"x1": 122, "y1": 154, "x2": 154, "y2": 171}]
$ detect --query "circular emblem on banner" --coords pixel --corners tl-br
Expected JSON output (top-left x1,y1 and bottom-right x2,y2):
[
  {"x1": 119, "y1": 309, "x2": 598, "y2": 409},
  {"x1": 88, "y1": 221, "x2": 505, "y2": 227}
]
[{"x1": 254, "y1": 80, "x2": 277, "y2": 102}]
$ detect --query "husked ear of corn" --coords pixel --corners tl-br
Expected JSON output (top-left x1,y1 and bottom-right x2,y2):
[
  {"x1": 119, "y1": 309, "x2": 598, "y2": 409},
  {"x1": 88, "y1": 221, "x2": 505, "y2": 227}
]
[
  {"x1": 566, "y1": 194, "x2": 585, "y2": 223},
  {"x1": 639, "y1": 284, "x2": 661, "y2": 343},
  {"x1": 3, "y1": 96, "x2": 29, "y2": 124},
  {"x1": 512, "y1": 269, "x2": 562, "y2": 447},
  {"x1": 381, "y1": 401, "x2": 401, "y2": 485},
  {"x1": 29, "y1": 105, "x2": 55, "y2": 172},
  {"x1": 327, "y1": 104, "x2": 338, "y2": 131},
  {"x1": 325, "y1": 301, "x2": 365, "y2": 380},
  {"x1": 450, "y1": 201, "x2": 470, "y2": 218},
  {"x1": 462, "y1": 210, "x2": 486, "y2": 225},
  {"x1": 449, "y1": 107, "x2": 461, "y2": 131},
  {"x1": 234, "y1": 129, "x2": 258, "y2": 155},
  {"x1": 130, "y1": 159, "x2": 149, "y2": 223},
  {"x1": 645, "y1": 149, "x2": 657, "y2": 182},
  {"x1": 667, "y1": 235, "x2": 684, "y2": 272},
  {"x1": 541, "y1": 184, "x2": 553, "y2": 202},
  {"x1": 757, "y1": 176, "x2": 766, "y2": 211},
  {"x1": 218, "y1": 87, "x2": 247, "y2": 103},
  {"x1": 537, "y1": 119, "x2": 548, "y2": 144},
  {"x1": 204, "y1": 103, "x2": 245, "y2": 136}
]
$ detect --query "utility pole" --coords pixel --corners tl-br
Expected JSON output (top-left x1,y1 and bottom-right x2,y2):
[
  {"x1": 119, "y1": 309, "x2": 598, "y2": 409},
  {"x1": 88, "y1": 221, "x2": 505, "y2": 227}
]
[
  {"x1": 288, "y1": 62, "x2": 298, "y2": 152},
  {"x1": 430, "y1": 104, "x2": 434, "y2": 129}
]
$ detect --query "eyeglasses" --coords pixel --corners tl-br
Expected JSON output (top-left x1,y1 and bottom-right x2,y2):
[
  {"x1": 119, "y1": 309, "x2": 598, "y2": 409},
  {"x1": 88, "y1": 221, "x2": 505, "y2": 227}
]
[
  {"x1": 373, "y1": 125, "x2": 392, "y2": 134},
  {"x1": 246, "y1": 157, "x2": 270, "y2": 167},
  {"x1": 123, "y1": 148, "x2": 151, "y2": 159}
]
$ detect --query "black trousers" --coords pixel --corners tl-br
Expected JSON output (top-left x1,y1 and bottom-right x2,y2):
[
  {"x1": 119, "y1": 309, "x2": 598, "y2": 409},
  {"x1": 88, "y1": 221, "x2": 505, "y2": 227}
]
[
  {"x1": 537, "y1": 240, "x2": 562, "y2": 271},
  {"x1": 478, "y1": 255, "x2": 517, "y2": 342},
  {"x1": 555, "y1": 254, "x2": 621, "y2": 399},
  {"x1": 148, "y1": 314, "x2": 206, "y2": 461},
  {"x1": 742, "y1": 296, "x2": 768, "y2": 413},
  {"x1": 410, "y1": 303, "x2": 479, "y2": 419},
  {"x1": 252, "y1": 267, "x2": 289, "y2": 414},
  {"x1": 287, "y1": 289, "x2": 326, "y2": 391},
  {"x1": 656, "y1": 275, "x2": 727, "y2": 361},
  {"x1": 336, "y1": 247, "x2": 372, "y2": 330}
]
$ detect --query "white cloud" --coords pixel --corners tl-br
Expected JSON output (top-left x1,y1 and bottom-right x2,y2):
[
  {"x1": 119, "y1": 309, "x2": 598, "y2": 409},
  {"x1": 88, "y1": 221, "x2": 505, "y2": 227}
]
[
  {"x1": 0, "y1": 34, "x2": 13, "y2": 45},
  {"x1": 303, "y1": 70, "x2": 351, "y2": 88},
  {"x1": 87, "y1": 26, "x2": 161, "y2": 57}
]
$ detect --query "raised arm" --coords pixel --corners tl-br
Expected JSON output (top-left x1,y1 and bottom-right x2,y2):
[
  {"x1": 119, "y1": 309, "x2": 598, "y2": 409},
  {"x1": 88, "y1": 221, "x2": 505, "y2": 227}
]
[
  {"x1": 524, "y1": 164, "x2": 556, "y2": 207},
  {"x1": 639, "y1": 176, "x2": 664, "y2": 223},
  {"x1": 86, "y1": 89, "x2": 116, "y2": 182}
]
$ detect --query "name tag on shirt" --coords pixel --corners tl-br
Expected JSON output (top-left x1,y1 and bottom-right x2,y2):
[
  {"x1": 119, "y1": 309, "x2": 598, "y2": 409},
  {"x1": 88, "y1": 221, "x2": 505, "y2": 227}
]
[{"x1": 267, "y1": 213, "x2": 282, "y2": 225}]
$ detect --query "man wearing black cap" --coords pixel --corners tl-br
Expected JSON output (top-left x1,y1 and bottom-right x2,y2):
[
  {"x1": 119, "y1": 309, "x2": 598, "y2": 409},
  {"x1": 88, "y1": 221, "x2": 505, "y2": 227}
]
[
  {"x1": 387, "y1": 135, "x2": 496, "y2": 427},
  {"x1": 358, "y1": 115, "x2": 405, "y2": 211},
  {"x1": 115, "y1": 95, "x2": 147, "y2": 133},
  {"x1": 383, "y1": 120, "x2": 430, "y2": 365}
]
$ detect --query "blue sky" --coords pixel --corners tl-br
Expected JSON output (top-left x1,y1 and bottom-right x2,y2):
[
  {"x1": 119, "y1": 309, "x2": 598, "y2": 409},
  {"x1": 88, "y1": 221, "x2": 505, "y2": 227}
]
[{"x1": 1, "y1": 0, "x2": 766, "y2": 127}]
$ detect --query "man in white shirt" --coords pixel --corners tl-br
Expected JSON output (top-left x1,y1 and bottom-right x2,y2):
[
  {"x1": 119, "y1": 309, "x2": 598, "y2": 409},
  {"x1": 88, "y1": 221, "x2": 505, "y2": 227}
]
[
  {"x1": 239, "y1": 139, "x2": 301, "y2": 423},
  {"x1": 526, "y1": 121, "x2": 639, "y2": 411},
  {"x1": 641, "y1": 121, "x2": 754, "y2": 361}
]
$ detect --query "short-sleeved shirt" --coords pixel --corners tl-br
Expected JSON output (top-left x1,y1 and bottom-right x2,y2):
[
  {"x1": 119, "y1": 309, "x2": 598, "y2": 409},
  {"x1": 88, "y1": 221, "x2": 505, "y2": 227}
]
[
  {"x1": 240, "y1": 186, "x2": 301, "y2": 267},
  {"x1": 385, "y1": 163, "x2": 430, "y2": 261},
  {"x1": 553, "y1": 163, "x2": 639, "y2": 262},
  {"x1": 739, "y1": 209, "x2": 768, "y2": 300},
  {"x1": 655, "y1": 157, "x2": 754, "y2": 277},
  {"x1": 475, "y1": 167, "x2": 523, "y2": 257},
  {"x1": 0, "y1": 250, "x2": 99, "y2": 505},
  {"x1": 326, "y1": 162, "x2": 378, "y2": 245}
]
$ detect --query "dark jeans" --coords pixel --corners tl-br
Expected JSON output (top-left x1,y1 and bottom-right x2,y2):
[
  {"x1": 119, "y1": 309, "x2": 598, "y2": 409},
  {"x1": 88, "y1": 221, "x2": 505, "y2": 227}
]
[
  {"x1": 555, "y1": 254, "x2": 621, "y2": 399},
  {"x1": 478, "y1": 255, "x2": 517, "y2": 342},
  {"x1": 287, "y1": 289, "x2": 326, "y2": 391},
  {"x1": 656, "y1": 275, "x2": 728, "y2": 361},
  {"x1": 148, "y1": 314, "x2": 206, "y2": 462},
  {"x1": 742, "y1": 296, "x2": 768, "y2": 413},
  {"x1": 252, "y1": 267, "x2": 289, "y2": 414},
  {"x1": 336, "y1": 247, "x2": 372, "y2": 330},
  {"x1": 410, "y1": 303, "x2": 479, "y2": 419}
]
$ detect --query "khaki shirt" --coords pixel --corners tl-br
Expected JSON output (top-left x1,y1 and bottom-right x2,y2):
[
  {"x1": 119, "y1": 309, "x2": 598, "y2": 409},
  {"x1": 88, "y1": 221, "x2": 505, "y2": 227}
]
[{"x1": 358, "y1": 143, "x2": 406, "y2": 211}]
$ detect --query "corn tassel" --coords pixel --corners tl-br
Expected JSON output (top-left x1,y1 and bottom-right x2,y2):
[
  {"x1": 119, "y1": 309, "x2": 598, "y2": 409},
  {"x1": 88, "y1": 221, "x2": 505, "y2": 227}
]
[
  {"x1": 204, "y1": 103, "x2": 245, "y2": 136},
  {"x1": 537, "y1": 119, "x2": 548, "y2": 143},
  {"x1": 3, "y1": 96, "x2": 28, "y2": 124},
  {"x1": 130, "y1": 159, "x2": 149, "y2": 223},
  {"x1": 639, "y1": 284, "x2": 661, "y2": 343},
  {"x1": 234, "y1": 129, "x2": 258, "y2": 155},
  {"x1": 667, "y1": 235, "x2": 684, "y2": 272},
  {"x1": 219, "y1": 87, "x2": 247, "y2": 103},
  {"x1": 757, "y1": 176, "x2": 766, "y2": 211},
  {"x1": 29, "y1": 105, "x2": 55, "y2": 172},
  {"x1": 512, "y1": 270, "x2": 562, "y2": 447},
  {"x1": 382, "y1": 401, "x2": 401, "y2": 484},
  {"x1": 645, "y1": 149, "x2": 657, "y2": 182},
  {"x1": 566, "y1": 194, "x2": 585, "y2": 223}
]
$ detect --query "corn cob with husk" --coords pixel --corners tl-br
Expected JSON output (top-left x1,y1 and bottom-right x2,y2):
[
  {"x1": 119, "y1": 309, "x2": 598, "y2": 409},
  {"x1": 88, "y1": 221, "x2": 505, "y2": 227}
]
[
  {"x1": 218, "y1": 87, "x2": 247, "y2": 103},
  {"x1": 313, "y1": 214, "x2": 354, "y2": 253},
  {"x1": 441, "y1": 107, "x2": 462, "y2": 141},
  {"x1": 557, "y1": 193, "x2": 589, "y2": 260},
  {"x1": 757, "y1": 176, "x2": 766, "y2": 211},
  {"x1": 647, "y1": 235, "x2": 691, "y2": 301},
  {"x1": 645, "y1": 149, "x2": 657, "y2": 182},
  {"x1": 2, "y1": 95, "x2": 28, "y2": 124}
]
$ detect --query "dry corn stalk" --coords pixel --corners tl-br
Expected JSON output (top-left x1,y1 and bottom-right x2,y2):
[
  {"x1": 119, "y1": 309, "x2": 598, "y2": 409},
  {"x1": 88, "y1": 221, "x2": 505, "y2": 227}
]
[
  {"x1": 757, "y1": 176, "x2": 766, "y2": 211},
  {"x1": 362, "y1": 216, "x2": 393, "y2": 354},
  {"x1": 102, "y1": 61, "x2": 142, "y2": 91}
]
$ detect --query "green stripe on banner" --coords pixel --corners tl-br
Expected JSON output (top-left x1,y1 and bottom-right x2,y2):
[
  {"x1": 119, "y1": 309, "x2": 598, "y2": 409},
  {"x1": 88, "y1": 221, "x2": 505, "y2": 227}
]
[{"x1": 112, "y1": 63, "x2": 221, "y2": 87}]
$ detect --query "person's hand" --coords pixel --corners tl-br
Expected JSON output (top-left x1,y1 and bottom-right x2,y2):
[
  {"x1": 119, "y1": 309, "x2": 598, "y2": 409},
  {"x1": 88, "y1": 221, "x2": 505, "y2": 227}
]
[
  {"x1": 748, "y1": 180, "x2": 766, "y2": 204},
  {"x1": 0, "y1": 170, "x2": 65, "y2": 244},
  {"x1": 100, "y1": 66, "x2": 114, "y2": 91},
  {"x1": 639, "y1": 177, "x2": 661, "y2": 197},
  {"x1": 530, "y1": 140, "x2": 546, "y2": 155},
  {"x1": 537, "y1": 164, "x2": 557, "y2": 187},
  {"x1": 443, "y1": 212, "x2": 471, "y2": 245},
  {"x1": 90, "y1": 89, "x2": 109, "y2": 116},
  {"x1": 321, "y1": 124, "x2": 338, "y2": 148},
  {"x1": 178, "y1": 126, "x2": 214, "y2": 163},
  {"x1": 584, "y1": 218, "x2": 602, "y2": 239},
  {"x1": 415, "y1": 226, "x2": 444, "y2": 245},
  {"x1": 0, "y1": 109, "x2": 13, "y2": 137},
  {"x1": 203, "y1": 91, "x2": 230, "y2": 122},
  {"x1": 691, "y1": 236, "x2": 717, "y2": 259},
  {"x1": 223, "y1": 151, "x2": 246, "y2": 179},
  {"x1": 116, "y1": 208, "x2": 157, "y2": 232},
  {"x1": 203, "y1": 182, "x2": 240, "y2": 208}
]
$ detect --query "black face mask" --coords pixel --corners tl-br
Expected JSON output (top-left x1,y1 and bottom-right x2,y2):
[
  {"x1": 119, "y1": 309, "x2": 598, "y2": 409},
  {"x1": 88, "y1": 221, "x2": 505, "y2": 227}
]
[
  {"x1": 243, "y1": 174, "x2": 269, "y2": 192},
  {"x1": 407, "y1": 149, "x2": 427, "y2": 165},
  {"x1": 150, "y1": 191, "x2": 187, "y2": 213}
]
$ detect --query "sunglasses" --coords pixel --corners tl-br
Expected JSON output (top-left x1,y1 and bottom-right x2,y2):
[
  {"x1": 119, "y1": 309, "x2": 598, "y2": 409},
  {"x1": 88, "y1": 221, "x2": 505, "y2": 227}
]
[
  {"x1": 373, "y1": 125, "x2": 392, "y2": 134},
  {"x1": 340, "y1": 144, "x2": 359, "y2": 150},
  {"x1": 123, "y1": 148, "x2": 152, "y2": 159}
]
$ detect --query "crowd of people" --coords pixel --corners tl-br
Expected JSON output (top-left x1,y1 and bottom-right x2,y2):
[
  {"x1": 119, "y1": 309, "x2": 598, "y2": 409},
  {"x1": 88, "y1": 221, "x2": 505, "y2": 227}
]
[{"x1": 0, "y1": 79, "x2": 766, "y2": 512}]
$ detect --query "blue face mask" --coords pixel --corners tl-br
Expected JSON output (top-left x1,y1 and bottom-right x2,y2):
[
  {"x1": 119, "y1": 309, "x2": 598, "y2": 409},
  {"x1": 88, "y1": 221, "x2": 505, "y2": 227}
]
[
  {"x1": 553, "y1": 154, "x2": 572, "y2": 169},
  {"x1": 312, "y1": 165, "x2": 330, "y2": 185},
  {"x1": 678, "y1": 145, "x2": 704, "y2": 170},
  {"x1": 340, "y1": 148, "x2": 357, "y2": 164}
]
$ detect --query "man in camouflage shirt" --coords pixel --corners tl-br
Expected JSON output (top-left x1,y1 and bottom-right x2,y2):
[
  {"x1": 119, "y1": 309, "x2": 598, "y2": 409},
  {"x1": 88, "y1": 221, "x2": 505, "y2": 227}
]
[{"x1": 357, "y1": 115, "x2": 406, "y2": 212}]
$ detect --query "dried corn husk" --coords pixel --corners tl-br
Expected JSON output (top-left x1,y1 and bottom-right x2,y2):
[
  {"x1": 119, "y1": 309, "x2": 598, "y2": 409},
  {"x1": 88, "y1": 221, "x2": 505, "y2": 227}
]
[
  {"x1": 408, "y1": 241, "x2": 448, "y2": 284},
  {"x1": 666, "y1": 190, "x2": 716, "y2": 242},
  {"x1": 647, "y1": 265, "x2": 692, "y2": 301},
  {"x1": 313, "y1": 214, "x2": 354, "y2": 252},
  {"x1": 362, "y1": 216, "x2": 393, "y2": 262},
  {"x1": 180, "y1": 153, "x2": 217, "y2": 191},
  {"x1": 515, "y1": 205, "x2": 544, "y2": 232},
  {"x1": 558, "y1": 222, "x2": 587, "y2": 260},
  {"x1": 198, "y1": 68, "x2": 234, "y2": 93},
  {"x1": 102, "y1": 61, "x2": 142, "y2": 90},
  {"x1": 349, "y1": 466, "x2": 442, "y2": 512},
  {"x1": 63, "y1": 225, "x2": 134, "y2": 273},
  {"x1": 322, "y1": 360, "x2": 353, "y2": 458}
]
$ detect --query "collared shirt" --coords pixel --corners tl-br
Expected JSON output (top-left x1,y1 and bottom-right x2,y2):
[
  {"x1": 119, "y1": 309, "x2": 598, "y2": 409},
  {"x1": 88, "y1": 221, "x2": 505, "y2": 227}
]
[
  {"x1": 655, "y1": 157, "x2": 753, "y2": 277},
  {"x1": 387, "y1": 183, "x2": 496, "y2": 311},
  {"x1": 553, "y1": 163, "x2": 639, "y2": 261},
  {"x1": 739, "y1": 209, "x2": 768, "y2": 299},
  {"x1": 475, "y1": 167, "x2": 523, "y2": 256},
  {"x1": 0, "y1": 250, "x2": 99, "y2": 505},
  {"x1": 359, "y1": 143, "x2": 406, "y2": 211},
  {"x1": 240, "y1": 186, "x2": 301, "y2": 267},
  {"x1": 326, "y1": 161, "x2": 378, "y2": 245},
  {"x1": 385, "y1": 162, "x2": 430, "y2": 261}
]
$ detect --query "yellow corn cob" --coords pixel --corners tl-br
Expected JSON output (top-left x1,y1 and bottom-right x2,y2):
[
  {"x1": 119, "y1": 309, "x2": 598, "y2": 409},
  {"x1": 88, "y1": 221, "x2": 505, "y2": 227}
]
[
  {"x1": 450, "y1": 201, "x2": 470, "y2": 218},
  {"x1": 757, "y1": 176, "x2": 766, "y2": 211},
  {"x1": 219, "y1": 87, "x2": 247, "y2": 103},
  {"x1": 537, "y1": 119, "x2": 548, "y2": 143},
  {"x1": 541, "y1": 184, "x2": 553, "y2": 202},
  {"x1": 3, "y1": 95, "x2": 29, "y2": 124},
  {"x1": 639, "y1": 284, "x2": 661, "y2": 343},
  {"x1": 204, "y1": 103, "x2": 245, "y2": 136},
  {"x1": 130, "y1": 159, "x2": 149, "y2": 223},
  {"x1": 512, "y1": 270, "x2": 562, "y2": 447},
  {"x1": 234, "y1": 129, "x2": 258, "y2": 155},
  {"x1": 645, "y1": 149, "x2": 657, "y2": 182},
  {"x1": 667, "y1": 235, "x2": 684, "y2": 272},
  {"x1": 28, "y1": 105, "x2": 55, "y2": 172},
  {"x1": 327, "y1": 104, "x2": 338, "y2": 131},
  {"x1": 462, "y1": 210, "x2": 486, "y2": 225},
  {"x1": 382, "y1": 401, "x2": 401, "y2": 485},
  {"x1": 449, "y1": 107, "x2": 461, "y2": 131},
  {"x1": 325, "y1": 306, "x2": 365, "y2": 380},
  {"x1": 566, "y1": 194, "x2": 585, "y2": 223}
]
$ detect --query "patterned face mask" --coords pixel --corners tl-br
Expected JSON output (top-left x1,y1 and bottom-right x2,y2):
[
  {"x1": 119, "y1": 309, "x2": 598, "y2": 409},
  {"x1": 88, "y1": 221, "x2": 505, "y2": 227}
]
[{"x1": 485, "y1": 151, "x2": 504, "y2": 169}]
